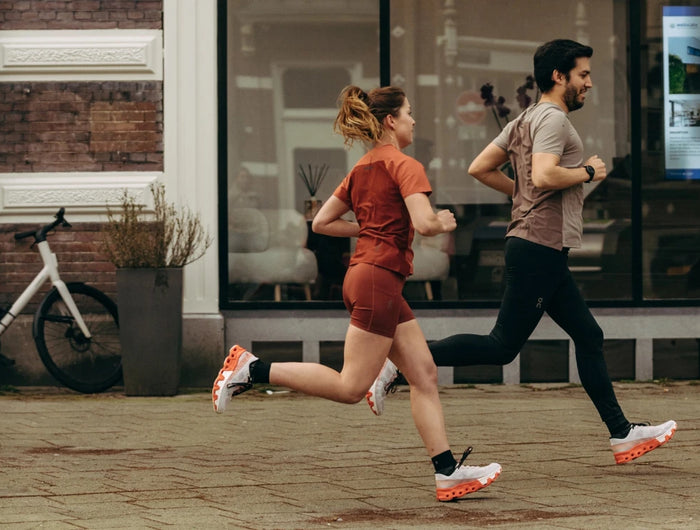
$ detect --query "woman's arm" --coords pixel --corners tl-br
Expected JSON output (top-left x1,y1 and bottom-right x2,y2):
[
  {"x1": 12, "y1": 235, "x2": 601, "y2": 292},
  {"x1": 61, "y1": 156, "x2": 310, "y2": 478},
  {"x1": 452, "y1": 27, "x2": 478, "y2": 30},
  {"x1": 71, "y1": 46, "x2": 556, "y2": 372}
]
[
  {"x1": 404, "y1": 192, "x2": 456, "y2": 237},
  {"x1": 311, "y1": 195, "x2": 359, "y2": 238}
]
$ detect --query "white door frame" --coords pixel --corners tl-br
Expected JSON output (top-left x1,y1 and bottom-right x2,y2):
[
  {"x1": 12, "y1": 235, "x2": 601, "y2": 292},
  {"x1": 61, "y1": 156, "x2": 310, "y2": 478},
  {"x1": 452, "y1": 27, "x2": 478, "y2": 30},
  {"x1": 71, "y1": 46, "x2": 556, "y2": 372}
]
[{"x1": 271, "y1": 62, "x2": 366, "y2": 209}]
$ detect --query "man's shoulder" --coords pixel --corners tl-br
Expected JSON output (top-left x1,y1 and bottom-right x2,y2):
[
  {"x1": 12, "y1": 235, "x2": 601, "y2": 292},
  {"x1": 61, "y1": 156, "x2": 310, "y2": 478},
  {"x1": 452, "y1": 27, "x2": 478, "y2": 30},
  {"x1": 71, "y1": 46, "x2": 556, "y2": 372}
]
[
  {"x1": 527, "y1": 102, "x2": 566, "y2": 123},
  {"x1": 526, "y1": 104, "x2": 570, "y2": 139}
]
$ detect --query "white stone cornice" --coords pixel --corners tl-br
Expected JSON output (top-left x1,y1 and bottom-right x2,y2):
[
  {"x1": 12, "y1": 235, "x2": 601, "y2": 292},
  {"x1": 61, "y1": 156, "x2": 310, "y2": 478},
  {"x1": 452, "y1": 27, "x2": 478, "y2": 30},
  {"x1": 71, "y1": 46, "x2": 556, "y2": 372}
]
[
  {"x1": 0, "y1": 171, "x2": 160, "y2": 222},
  {"x1": 0, "y1": 30, "x2": 163, "y2": 81}
]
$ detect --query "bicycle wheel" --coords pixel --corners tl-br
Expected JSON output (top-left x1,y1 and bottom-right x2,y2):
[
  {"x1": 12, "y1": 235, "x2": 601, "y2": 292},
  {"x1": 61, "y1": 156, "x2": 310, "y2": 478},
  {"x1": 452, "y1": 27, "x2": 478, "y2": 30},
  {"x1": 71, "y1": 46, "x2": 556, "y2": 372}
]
[{"x1": 34, "y1": 282, "x2": 121, "y2": 393}]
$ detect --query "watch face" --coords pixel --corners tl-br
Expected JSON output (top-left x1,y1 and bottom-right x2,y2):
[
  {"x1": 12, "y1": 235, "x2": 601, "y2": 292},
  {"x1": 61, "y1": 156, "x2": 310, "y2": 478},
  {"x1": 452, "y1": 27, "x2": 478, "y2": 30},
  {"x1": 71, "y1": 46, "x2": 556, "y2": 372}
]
[{"x1": 586, "y1": 165, "x2": 595, "y2": 178}]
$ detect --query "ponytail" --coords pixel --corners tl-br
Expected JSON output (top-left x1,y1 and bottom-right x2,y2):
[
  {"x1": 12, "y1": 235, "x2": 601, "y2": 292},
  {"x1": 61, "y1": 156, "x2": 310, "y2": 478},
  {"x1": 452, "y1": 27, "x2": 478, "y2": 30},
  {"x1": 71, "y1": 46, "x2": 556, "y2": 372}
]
[
  {"x1": 334, "y1": 85, "x2": 406, "y2": 148},
  {"x1": 333, "y1": 86, "x2": 380, "y2": 147}
]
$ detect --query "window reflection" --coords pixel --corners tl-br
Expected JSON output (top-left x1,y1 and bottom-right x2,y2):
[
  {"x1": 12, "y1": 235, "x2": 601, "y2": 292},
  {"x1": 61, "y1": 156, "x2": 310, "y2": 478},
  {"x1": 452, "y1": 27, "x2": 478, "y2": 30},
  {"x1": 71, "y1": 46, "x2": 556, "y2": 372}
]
[
  {"x1": 641, "y1": 1, "x2": 700, "y2": 299},
  {"x1": 226, "y1": 0, "x2": 377, "y2": 301},
  {"x1": 391, "y1": 0, "x2": 632, "y2": 301},
  {"x1": 224, "y1": 0, "x2": 700, "y2": 304}
]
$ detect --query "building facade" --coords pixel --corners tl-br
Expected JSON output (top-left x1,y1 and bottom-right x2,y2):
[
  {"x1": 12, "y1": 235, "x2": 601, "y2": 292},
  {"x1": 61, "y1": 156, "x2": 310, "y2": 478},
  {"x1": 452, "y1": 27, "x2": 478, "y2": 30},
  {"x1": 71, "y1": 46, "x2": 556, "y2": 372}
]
[{"x1": 1, "y1": 0, "x2": 699, "y2": 387}]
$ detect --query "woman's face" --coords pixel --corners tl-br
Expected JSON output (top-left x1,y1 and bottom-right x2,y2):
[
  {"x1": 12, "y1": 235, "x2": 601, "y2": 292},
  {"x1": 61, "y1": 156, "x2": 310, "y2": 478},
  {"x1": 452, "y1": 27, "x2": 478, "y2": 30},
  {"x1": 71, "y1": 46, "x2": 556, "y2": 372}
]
[{"x1": 393, "y1": 97, "x2": 415, "y2": 148}]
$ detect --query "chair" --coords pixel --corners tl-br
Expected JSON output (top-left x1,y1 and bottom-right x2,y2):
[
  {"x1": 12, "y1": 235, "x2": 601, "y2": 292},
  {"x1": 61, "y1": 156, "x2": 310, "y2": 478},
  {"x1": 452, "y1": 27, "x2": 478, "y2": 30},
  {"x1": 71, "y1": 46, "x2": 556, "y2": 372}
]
[
  {"x1": 228, "y1": 208, "x2": 318, "y2": 300},
  {"x1": 408, "y1": 232, "x2": 451, "y2": 300}
]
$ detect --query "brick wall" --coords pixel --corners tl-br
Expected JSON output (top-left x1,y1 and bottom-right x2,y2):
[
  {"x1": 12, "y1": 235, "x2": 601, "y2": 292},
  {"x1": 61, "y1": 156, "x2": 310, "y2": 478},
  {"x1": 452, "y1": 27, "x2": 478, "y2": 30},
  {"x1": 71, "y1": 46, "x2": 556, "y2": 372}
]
[
  {"x1": 0, "y1": 1, "x2": 165, "y2": 314},
  {"x1": 0, "y1": 1, "x2": 163, "y2": 30},
  {"x1": 0, "y1": 82, "x2": 163, "y2": 172}
]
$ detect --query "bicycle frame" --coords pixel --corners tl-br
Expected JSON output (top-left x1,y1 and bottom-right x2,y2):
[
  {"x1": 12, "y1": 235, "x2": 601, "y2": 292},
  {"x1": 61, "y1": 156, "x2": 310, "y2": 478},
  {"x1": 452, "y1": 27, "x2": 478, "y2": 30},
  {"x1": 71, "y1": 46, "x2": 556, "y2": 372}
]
[{"x1": 0, "y1": 239, "x2": 91, "y2": 339}]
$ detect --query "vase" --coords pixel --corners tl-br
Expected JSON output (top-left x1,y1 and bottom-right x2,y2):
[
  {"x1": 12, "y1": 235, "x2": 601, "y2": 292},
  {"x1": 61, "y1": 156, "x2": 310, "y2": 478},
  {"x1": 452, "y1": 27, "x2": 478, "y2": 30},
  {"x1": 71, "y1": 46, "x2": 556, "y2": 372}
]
[
  {"x1": 116, "y1": 268, "x2": 183, "y2": 396},
  {"x1": 304, "y1": 198, "x2": 322, "y2": 220}
]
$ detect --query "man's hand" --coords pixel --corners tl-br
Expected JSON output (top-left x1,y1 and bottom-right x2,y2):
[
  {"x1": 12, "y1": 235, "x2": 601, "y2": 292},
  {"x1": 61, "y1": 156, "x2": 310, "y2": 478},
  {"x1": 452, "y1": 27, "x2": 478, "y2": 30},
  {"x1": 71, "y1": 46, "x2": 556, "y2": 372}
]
[{"x1": 585, "y1": 155, "x2": 607, "y2": 182}]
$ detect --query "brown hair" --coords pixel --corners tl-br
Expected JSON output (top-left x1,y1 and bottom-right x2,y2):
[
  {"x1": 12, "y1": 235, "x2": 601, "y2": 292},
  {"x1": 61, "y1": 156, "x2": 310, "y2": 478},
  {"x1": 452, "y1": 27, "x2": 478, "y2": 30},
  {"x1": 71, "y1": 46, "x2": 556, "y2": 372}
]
[{"x1": 333, "y1": 85, "x2": 406, "y2": 147}]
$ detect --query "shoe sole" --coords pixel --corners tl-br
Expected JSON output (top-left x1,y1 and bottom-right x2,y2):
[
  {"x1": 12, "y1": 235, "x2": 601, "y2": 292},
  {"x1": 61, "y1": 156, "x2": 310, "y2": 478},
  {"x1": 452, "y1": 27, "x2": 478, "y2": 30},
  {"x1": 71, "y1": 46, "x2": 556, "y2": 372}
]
[
  {"x1": 436, "y1": 469, "x2": 501, "y2": 502},
  {"x1": 613, "y1": 423, "x2": 677, "y2": 464},
  {"x1": 366, "y1": 390, "x2": 381, "y2": 416},
  {"x1": 212, "y1": 346, "x2": 252, "y2": 414}
]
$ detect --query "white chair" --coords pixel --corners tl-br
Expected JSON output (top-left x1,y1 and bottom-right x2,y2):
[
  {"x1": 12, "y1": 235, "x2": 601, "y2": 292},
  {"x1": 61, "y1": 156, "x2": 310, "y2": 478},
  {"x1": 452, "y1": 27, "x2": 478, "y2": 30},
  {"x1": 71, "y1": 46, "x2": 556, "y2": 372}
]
[
  {"x1": 228, "y1": 208, "x2": 318, "y2": 300},
  {"x1": 408, "y1": 232, "x2": 451, "y2": 300}
]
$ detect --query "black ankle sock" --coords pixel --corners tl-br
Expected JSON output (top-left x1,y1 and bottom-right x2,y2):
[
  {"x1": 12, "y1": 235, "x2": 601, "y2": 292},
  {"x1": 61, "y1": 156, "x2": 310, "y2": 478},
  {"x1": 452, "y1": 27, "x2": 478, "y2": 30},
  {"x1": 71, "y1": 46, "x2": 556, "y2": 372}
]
[
  {"x1": 609, "y1": 421, "x2": 632, "y2": 439},
  {"x1": 432, "y1": 450, "x2": 457, "y2": 475},
  {"x1": 249, "y1": 360, "x2": 270, "y2": 384}
]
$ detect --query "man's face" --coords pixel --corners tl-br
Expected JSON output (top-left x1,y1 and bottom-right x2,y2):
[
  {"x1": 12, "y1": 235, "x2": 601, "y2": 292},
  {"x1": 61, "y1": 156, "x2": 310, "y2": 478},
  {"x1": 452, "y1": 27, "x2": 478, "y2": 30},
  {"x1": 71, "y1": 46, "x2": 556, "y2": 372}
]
[{"x1": 563, "y1": 57, "x2": 592, "y2": 112}]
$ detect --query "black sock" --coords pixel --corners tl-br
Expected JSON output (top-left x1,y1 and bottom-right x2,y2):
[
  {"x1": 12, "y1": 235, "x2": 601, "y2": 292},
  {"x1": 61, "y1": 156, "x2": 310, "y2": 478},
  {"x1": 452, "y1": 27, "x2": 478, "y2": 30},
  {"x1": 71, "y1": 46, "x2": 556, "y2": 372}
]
[
  {"x1": 249, "y1": 360, "x2": 270, "y2": 384},
  {"x1": 432, "y1": 450, "x2": 457, "y2": 475},
  {"x1": 609, "y1": 421, "x2": 632, "y2": 439}
]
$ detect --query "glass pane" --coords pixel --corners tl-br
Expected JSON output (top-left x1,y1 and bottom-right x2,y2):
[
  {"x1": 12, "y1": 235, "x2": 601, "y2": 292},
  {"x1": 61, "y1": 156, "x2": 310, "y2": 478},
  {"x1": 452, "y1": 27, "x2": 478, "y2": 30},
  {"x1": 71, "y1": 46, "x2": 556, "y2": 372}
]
[
  {"x1": 653, "y1": 338, "x2": 700, "y2": 379},
  {"x1": 391, "y1": 0, "x2": 632, "y2": 302},
  {"x1": 642, "y1": 1, "x2": 700, "y2": 300},
  {"x1": 226, "y1": 0, "x2": 378, "y2": 302}
]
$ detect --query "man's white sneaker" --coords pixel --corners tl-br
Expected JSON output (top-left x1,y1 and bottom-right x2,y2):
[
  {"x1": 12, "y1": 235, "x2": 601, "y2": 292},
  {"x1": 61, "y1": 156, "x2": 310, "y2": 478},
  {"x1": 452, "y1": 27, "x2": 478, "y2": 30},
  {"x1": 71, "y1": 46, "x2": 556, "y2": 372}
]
[
  {"x1": 366, "y1": 359, "x2": 399, "y2": 416},
  {"x1": 212, "y1": 345, "x2": 257, "y2": 414},
  {"x1": 610, "y1": 420, "x2": 677, "y2": 464},
  {"x1": 435, "y1": 448, "x2": 501, "y2": 501}
]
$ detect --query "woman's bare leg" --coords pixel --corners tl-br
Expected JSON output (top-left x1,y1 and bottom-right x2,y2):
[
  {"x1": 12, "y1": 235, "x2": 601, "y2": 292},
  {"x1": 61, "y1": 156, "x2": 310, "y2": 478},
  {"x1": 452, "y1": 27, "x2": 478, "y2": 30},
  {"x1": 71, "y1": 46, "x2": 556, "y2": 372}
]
[
  {"x1": 269, "y1": 324, "x2": 391, "y2": 404},
  {"x1": 389, "y1": 319, "x2": 450, "y2": 457}
]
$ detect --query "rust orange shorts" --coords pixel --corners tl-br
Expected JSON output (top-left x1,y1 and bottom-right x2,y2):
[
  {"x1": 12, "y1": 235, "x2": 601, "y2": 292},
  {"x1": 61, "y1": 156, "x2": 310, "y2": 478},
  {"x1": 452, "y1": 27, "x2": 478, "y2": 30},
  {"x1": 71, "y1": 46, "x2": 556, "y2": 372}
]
[{"x1": 342, "y1": 263, "x2": 414, "y2": 338}]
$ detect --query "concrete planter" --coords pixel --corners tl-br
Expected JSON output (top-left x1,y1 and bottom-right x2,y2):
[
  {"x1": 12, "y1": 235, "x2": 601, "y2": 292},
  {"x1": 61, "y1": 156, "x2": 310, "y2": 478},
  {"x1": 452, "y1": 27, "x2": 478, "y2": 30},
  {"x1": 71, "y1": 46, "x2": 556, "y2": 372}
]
[{"x1": 116, "y1": 268, "x2": 183, "y2": 396}]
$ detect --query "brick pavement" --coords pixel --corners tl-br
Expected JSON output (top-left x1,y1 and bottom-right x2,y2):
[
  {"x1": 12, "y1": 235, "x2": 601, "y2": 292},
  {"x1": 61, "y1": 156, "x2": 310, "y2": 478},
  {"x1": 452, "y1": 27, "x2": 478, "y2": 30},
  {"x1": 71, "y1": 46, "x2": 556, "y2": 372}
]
[{"x1": 0, "y1": 381, "x2": 698, "y2": 529}]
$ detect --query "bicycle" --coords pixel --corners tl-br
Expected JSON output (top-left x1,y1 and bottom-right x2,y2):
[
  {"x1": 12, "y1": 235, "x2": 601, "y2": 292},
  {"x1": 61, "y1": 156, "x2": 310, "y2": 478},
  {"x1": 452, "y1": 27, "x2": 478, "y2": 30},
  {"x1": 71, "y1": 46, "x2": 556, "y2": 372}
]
[{"x1": 0, "y1": 208, "x2": 122, "y2": 393}]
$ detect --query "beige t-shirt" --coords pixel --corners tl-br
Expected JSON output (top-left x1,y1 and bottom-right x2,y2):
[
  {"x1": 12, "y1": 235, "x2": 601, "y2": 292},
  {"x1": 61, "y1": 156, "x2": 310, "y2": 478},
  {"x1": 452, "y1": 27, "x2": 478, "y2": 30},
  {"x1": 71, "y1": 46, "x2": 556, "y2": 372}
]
[{"x1": 493, "y1": 102, "x2": 584, "y2": 250}]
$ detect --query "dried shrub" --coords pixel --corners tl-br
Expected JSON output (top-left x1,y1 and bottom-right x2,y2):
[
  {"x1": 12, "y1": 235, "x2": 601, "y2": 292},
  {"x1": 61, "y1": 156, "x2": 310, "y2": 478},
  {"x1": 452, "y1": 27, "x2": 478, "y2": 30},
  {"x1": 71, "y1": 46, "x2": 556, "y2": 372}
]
[{"x1": 102, "y1": 182, "x2": 213, "y2": 268}]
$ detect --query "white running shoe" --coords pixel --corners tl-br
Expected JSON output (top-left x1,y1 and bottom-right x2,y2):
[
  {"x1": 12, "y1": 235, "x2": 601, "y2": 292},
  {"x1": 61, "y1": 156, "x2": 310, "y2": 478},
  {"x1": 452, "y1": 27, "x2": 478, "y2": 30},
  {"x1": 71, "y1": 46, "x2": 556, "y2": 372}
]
[
  {"x1": 366, "y1": 359, "x2": 399, "y2": 416},
  {"x1": 435, "y1": 448, "x2": 501, "y2": 502},
  {"x1": 610, "y1": 420, "x2": 677, "y2": 464},
  {"x1": 212, "y1": 345, "x2": 258, "y2": 414}
]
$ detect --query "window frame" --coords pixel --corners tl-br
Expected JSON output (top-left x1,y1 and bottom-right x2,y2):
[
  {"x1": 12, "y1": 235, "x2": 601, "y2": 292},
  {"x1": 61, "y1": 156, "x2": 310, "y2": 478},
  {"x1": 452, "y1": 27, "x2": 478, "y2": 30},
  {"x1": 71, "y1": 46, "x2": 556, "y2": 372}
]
[{"x1": 217, "y1": 0, "x2": 700, "y2": 310}]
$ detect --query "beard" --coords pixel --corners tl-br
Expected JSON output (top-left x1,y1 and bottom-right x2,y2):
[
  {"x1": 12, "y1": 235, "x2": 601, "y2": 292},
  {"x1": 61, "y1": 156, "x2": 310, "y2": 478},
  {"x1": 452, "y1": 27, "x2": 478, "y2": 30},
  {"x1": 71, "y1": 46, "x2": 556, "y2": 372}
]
[{"x1": 564, "y1": 84, "x2": 585, "y2": 112}]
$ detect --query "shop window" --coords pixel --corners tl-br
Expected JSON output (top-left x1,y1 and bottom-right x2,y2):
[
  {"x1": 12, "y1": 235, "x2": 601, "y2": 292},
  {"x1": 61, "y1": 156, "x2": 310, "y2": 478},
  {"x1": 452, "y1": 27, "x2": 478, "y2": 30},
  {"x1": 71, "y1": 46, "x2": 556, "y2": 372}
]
[
  {"x1": 251, "y1": 341, "x2": 302, "y2": 363},
  {"x1": 223, "y1": 0, "x2": 700, "y2": 306},
  {"x1": 320, "y1": 341, "x2": 344, "y2": 371},
  {"x1": 225, "y1": 0, "x2": 378, "y2": 302},
  {"x1": 390, "y1": 0, "x2": 633, "y2": 303},
  {"x1": 604, "y1": 340, "x2": 635, "y2": 381},
  {"x1": 653, "y1": 338, "x2": 700, "y2": 380},
  {"x1": 520, "y1": 341, "x2": 569, "y2": 383},
  {"x1": 641, "y1": 1, "x2": 700, "y2": 300}
]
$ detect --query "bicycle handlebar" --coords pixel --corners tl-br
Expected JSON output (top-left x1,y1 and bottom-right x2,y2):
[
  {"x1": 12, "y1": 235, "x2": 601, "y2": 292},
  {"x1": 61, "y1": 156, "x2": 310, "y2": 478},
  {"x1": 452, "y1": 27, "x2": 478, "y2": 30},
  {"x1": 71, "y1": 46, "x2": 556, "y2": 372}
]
[{"x1": 14, "y1": 208, "x2": 72, "y2": 243}]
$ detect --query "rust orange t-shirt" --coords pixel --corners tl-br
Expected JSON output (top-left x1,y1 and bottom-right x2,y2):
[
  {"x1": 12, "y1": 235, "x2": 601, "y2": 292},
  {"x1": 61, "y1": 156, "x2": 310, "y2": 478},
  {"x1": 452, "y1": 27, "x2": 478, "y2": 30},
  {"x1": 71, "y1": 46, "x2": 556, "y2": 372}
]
[{"x1": 333, "y1": 144, "x2": 432, "y2": 277}]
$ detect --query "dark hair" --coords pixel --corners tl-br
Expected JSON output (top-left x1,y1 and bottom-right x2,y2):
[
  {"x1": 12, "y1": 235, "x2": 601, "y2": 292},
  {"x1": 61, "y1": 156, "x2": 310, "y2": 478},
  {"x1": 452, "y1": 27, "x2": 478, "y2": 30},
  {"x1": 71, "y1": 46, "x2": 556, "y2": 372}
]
[
  {"x1": 533, "y1": 39, "x2": 593, "y2": 93},
  {"x1": 334, "y1": 85, "x2": 406, "y2": 147}
]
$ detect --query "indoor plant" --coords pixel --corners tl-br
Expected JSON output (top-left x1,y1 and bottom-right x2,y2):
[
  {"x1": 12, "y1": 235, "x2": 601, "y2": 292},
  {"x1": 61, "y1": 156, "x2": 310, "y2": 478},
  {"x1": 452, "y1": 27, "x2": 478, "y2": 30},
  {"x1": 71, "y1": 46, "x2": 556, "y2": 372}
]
[
  {"x1": 298, "y1": 163, "x2": 328, "y2": 220},
  {"x1": 103, "y1": 182, "x2": 212, "y2": 396}
]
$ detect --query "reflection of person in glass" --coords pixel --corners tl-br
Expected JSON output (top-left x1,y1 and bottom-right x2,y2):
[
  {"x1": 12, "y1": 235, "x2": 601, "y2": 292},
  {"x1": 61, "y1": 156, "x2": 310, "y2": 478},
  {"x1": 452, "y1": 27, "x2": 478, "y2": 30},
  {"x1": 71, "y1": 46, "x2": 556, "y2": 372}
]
[
  {"x1": 371, "y1": 39, "x2": 677, "y2": 465},
  {"x1": 213, "y1": 85, "x2": 502, "y2": 502},
  {"x1": 228, "y1": 166, "x2": 260, "y2": 209}
]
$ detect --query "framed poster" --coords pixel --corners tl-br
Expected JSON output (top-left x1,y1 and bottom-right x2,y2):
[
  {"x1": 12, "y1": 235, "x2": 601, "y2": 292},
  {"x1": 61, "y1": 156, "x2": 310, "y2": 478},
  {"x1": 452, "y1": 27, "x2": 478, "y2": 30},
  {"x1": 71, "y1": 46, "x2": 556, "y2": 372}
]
[{"x1": 663, "y1": 6, "x2": 700, "y2": 180}]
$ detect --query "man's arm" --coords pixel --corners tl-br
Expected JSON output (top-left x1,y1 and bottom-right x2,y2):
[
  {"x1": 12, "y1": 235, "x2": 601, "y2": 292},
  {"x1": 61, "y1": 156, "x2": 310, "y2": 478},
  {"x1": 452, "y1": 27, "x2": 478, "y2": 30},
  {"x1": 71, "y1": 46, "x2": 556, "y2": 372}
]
[
  {"x1": 531, "y1": 153, "x2": 607, "y2": 190},
  {"x1": 468, "y1": 143, "x2": 514, "y2": 196}
]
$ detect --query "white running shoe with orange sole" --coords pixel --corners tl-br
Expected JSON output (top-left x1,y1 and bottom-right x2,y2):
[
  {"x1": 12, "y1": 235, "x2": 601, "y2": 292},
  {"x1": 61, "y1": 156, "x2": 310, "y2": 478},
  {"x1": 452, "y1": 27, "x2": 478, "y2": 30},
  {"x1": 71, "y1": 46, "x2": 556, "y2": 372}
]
[
  {"x1": 435, "y1": 461, "x2": 502, "y2": 502},
  {"x1": 366, "y1": 359, "x2": 399, "y2": 416},
  {"x1": 212, "y1": 345, "x2": 258, "y2": 414},
  {"x1": 610, "y1": 420, "x2": 677, "y2": 464}
]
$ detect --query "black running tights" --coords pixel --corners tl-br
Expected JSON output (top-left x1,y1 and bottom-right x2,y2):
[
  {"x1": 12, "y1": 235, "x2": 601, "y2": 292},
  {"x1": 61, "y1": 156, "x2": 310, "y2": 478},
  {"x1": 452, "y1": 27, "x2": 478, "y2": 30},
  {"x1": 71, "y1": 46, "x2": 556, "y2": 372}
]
[{"x1": 429, "y1": 237, "x2": 628, "y2": 435}]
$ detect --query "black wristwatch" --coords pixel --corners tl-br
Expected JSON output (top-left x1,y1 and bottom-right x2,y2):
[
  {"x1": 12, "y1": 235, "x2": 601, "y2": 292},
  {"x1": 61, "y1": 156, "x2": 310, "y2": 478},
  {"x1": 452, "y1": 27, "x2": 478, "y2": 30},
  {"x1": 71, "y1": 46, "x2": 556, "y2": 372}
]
[{"x1": 584, "y1": 165, "x2": 595, "y2": 183}]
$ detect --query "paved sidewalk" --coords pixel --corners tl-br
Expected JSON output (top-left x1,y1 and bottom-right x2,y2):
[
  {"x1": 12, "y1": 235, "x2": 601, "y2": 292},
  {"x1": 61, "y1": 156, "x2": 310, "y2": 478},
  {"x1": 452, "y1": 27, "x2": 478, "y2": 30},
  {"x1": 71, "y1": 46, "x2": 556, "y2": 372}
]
[{"x1": 0, "y1": 381, "x2": 698, "y2": 529}]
